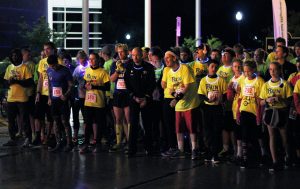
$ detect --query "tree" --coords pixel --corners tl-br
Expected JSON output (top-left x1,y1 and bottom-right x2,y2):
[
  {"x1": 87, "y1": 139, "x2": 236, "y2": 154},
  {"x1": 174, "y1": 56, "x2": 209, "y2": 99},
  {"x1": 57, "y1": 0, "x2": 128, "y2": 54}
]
[
  {"x1": 206, "y1": 35, "x2": 223, "y2": 50},
  {"x1": 18, "y1": 16, "x2": 69, "y2": 56},
  {"x1": 182, "y1": 35, "x2": 223, "y2": 52},
  {"x1": 182, "y1": 37, "x2": 197, "y2": 52}
]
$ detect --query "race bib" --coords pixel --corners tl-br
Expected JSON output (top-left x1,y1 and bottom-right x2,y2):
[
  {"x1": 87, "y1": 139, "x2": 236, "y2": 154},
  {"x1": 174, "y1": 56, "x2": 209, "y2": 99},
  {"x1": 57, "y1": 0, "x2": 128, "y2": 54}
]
[
  {"x1": 208, "y1": 91, "x2": 219, "y2": 100},
  {"x1": 86, "y1": 91, "x2": 97, "y2": 103},
  {"x1": 116, "y1": 79, "x2": 126, "y2": 90},
  {"x1": 244, "y1": 86, "x2": 255, "y2": 97},
  {"x1": 52, "y1": 87, "x2": 62, "y2": 97},
  {"x1": 43, "y1": 79, "x2": 48, "y2": 88}
]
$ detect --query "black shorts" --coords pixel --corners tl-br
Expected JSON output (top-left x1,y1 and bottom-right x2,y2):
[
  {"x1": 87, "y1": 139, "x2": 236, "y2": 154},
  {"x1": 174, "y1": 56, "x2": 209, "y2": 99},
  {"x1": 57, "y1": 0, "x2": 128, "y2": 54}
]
[
  {"x1": 223, "y1": 111, "x2": 234, "y2": 131},
  {"x1": 264, "y1": 108, "x2": 288, "y2": 128},
  {"x1": 34, "y1": 95, "x2": 53, "y2": 122},
  {"x1": 27, "y1": 95, "x2": 35, "y2": 116},
  {"x1": 112, "y1": 91, "x2": 130, "y2": 108},
  {"x1": 51, "y1": 99, "x2": 70, "y2": 120}
]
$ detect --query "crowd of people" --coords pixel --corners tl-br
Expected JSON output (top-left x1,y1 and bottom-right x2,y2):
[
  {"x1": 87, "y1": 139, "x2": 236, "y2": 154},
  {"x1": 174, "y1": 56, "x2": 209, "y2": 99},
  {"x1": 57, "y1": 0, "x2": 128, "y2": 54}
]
[{"x1": 3, "y1": 37, "x2": 300, "y2": 172}]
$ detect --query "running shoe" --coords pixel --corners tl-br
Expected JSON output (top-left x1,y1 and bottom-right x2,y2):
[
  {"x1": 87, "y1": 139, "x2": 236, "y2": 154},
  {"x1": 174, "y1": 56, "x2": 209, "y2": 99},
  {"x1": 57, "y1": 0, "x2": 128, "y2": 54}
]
[
  {"x1": 171, "y1": 150, "x2": 186, "y2": 159},
  {"x1": 109, "y1": 144, "x2": 122, "y2": 153},
  {"x1": 3, "y1": 139, "x2": 17, "y2": 147},
  {"x1": 22, "y1": 138, "x2": 32, "y2": 148}
]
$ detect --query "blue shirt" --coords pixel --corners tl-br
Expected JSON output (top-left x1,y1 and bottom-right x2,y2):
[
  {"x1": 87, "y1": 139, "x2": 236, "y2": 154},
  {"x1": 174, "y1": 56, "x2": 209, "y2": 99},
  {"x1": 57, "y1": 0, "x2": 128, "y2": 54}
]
[{"x1": 47, "y1": 65, "x2": 73, "y2": 100}]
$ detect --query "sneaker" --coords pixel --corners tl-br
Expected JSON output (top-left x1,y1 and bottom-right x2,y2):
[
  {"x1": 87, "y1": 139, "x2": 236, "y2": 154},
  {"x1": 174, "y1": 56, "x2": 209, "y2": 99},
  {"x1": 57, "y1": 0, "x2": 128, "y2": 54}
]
[
  {"x1": 212, "y1": 156, "x2": 221, "y2": 164},
  {"x1": 3, "y1": 139, "x2": 17, "y2": 147},
  {"x1": 93, "y1": 144, "x2": 102, "y2": 153},
  {"x1": 64, "y1": 144, "x2": 73, "y2": 152},
  {"x1": 269, "y1": 162, "x2": 283, "y2": 172},
  {"x1": 240, "y1": 159, "x2": 247, "y2": 169},
  {"x1": 48, "y1": 142, "x2": 61, "y2": 152},
  {"x1": 32, "y1": 137, "x2": 42, "y2": 146},
  {"x1": 284, "y1": 156, "x2": 292, "y2": 169},
  {"x1": 109, "y1": 144, "x2": 122, "y2": 153},
  {"x1": 16, "y1": 133, "x2": 24, "y2": 139},
  {"x1": 218, "y1": 149, "x2": 230, "y2": 158},
  {"x1": 161, "y1": 148, "x2": 177, "y2": 157},
  {"x1": 22, "y1": 138, "x2": 32, "y2": 148},
  {"x1": 191, "y1": 149, "x2": 198, "y2": 160},
  {"x1": 171, "y1": 150, "x2": 185, "y2": 159},
  {"x1": 79, "y1": 145, "x2": 90, "y2": 154},
  {"x1": 204, "y1": 153, "x2": 213, "y2": 162}
]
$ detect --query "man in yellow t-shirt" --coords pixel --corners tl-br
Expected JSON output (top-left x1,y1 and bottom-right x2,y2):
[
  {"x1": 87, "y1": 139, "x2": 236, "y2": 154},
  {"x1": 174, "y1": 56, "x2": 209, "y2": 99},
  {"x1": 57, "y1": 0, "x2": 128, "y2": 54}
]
[
  {"x1": 80, "y1": 53, "x2": 110, "y2": 154},
  {"x1": 164, "y1": 50, "x2": 200, "y2": 159},
  {"x1": 198, "y1": 59, "x2": 227, "y2": 162},
  {"x1": 21, "y1": 48, "x2": 36, "y2": 140},
  {"x1": 34, "y1": 42, "x2": 59, "y2": 146},
  {"x1": 3, "y1": 49, "x2": 33, "y2": 147}
]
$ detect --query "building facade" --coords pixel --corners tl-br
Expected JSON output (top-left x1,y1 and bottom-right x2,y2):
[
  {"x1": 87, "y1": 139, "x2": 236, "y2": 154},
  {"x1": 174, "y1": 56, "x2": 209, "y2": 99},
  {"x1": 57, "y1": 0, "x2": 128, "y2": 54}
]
[{"x1": 48, "y1": 0, "x2": 102, "y2": 56}]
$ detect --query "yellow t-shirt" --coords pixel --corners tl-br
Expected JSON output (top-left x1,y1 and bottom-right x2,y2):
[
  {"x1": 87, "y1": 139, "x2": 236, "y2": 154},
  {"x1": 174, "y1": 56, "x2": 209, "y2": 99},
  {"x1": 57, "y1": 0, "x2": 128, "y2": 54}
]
[
  {"x1": 239, "y1": 76, "x2": 265, "y2": 115},
  {"x1": 25, "y1": 61, "x2": 35, "y2": 97},
  {"x1": 217, "y1": 65, "x2": 233, "y2": 84},
  {"x1": 294, "y1": 79, "x2": 300, "y2": 94},
  {"x1": 229, "y1": 74, "x2": 245, "y2": 119},
  {"x1": 38, "y1": 57, "x2": 63, "y2": 96},
  {"x1": 188, "y1": 60, "x2": 207, "y2": 84},
  {"x1": 198, "y1": 76, "x2": 227, "y2": 105},
  {"x1": 4, "y1": 63, "x2": 32, "y2": 102},
  {"x1": 162, "y1": 67, "x2": 173, "y2": 99},
  {"x1": 84, "y1": 67, "x2": 110, "y2": 108},
  {"x1": 259, "y1": 78, "x2": 292, "y2": 109},
  {"x1": 165, "y1": 64, "x2": 200, "y2": 111}
]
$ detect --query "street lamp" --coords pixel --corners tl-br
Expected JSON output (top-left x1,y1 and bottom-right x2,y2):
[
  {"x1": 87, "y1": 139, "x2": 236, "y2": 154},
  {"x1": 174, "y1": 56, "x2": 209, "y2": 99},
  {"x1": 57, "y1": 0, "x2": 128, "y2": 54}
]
[
  {"x1": 235, "y1": 11, "x2": 243, "y2": 43},
  {"x1": 125, "y1": 33, "x2": 131, "y2": 40}
]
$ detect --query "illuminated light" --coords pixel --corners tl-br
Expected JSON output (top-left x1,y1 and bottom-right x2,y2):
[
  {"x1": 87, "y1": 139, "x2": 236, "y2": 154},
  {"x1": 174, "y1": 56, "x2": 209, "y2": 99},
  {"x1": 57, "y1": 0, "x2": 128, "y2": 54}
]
[{"x1": 236, "y1": 11, "x2": 243, "y2": 21}]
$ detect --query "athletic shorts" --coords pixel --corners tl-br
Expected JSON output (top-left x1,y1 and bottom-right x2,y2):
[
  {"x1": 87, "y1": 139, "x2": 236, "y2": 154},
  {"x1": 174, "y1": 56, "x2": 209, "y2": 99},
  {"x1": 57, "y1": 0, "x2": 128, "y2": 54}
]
[
  {"x1": 175, "y1": 108, "x2": 198, "y2": 134},
  {"x1": 51, "y1": 99, "x2": 70, "y2": 119},
  {"x1": 113, "y1": 91, "x2": 130, "y2": 108},
  {"x1": 264, "y1": 108, "x2": 288, "y2": 128},
  {"x1": 34, "y1": 95, "x2": 53, "y2": 122}
]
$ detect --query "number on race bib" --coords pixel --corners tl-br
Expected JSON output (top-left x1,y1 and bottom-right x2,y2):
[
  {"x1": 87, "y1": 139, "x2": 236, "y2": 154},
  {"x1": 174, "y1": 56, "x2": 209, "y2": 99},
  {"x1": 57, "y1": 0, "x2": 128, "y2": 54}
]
[
  {"x1": 52, "y1": 87, "x2": 62, "y2": 97},
  {"x1": 116, "y1": 79, "x2": 126, "y2": 90},
  {"x1": 86, "y1": 92, "x2": 97, "y2": 103},
  {"x1": 208, "y1": 91, "x2": 219, "y2": 100},
  {"x1": 244, "y1": 86, "x2": 255, "y2": 97}
]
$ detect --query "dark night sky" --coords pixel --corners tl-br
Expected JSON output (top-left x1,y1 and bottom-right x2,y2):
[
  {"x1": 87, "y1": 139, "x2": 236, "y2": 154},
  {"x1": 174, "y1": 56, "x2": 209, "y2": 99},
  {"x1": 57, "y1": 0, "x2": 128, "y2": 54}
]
[{"x1": 103, "y1": 0, "x2": 300, "y2": 50}]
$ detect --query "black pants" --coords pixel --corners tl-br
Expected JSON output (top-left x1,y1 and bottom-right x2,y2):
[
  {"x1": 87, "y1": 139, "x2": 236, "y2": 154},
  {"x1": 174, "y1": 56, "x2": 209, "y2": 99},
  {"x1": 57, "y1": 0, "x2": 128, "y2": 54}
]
[
  {"x1": 7, "y1": 102, "x2": 31, "y2": 140},
  {"x1": 162, "y1": 98, "x2": 177, "y2": 149},
  {"x1": 84, "y1": 106, "x2": 106, "y2": 144},
  {"x1": 128, "y1": 99, "x2": 153, "y2": 153},
  {"x1": 51, "y1": 99, "x2": 71, "y2": 141},
  {"x1": 202, "y1": 104, "x2": 223, "y2": 156},
  {"x1": 240, "y1": 111, "x2": 260, "y2": 161},
  {"x1": 152, "y1": 100, "x2": 163, "y2": 146},
  {"x1": 72, "y1": 98, "x2": 86, "y2": 130}
]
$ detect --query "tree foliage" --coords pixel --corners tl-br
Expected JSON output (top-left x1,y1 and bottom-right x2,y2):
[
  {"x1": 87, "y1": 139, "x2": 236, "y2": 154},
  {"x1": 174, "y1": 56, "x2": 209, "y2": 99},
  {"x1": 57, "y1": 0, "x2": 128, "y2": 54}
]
[
  {"x1": 18, "y1": 16, "x2": 69, "y2": 56},
  {"x1": 206, "y1": 35, "x2": 223, "y2": 50},
  {"x1": 182, "y1": 35, "x2": 223, "y2": 52}
]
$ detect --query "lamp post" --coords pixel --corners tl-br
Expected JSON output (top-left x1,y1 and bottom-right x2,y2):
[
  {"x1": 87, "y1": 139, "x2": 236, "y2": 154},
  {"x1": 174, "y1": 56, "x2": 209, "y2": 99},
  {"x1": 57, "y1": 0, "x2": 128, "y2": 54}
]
[{"x1": 235, "y1": 11, "x2": 243, "y2": 43}]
